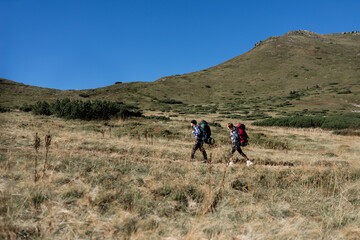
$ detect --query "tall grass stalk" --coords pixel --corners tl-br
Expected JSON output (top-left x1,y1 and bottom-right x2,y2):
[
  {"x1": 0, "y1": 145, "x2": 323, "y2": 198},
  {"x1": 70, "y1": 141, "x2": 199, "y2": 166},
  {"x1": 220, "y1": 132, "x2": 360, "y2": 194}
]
[
  {"x1": 205, "y1": 162, "x2": 228, "y2": 214},
  {"x1": 34, "y1": 133, "x2": 40, "y2": 183},
  {"x1": 41, "y1": 131, "x2": 51, "y2": 178}
]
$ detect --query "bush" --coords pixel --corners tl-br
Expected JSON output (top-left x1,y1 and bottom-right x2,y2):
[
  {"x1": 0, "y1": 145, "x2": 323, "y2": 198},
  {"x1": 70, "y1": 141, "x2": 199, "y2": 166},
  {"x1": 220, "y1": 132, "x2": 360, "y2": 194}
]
[
  {"x1": 32, "y1": 101, "x2": 51, "y2": 115},
  {"x1": 322, "y1": 114, "x2": 360, "y2": 129},
  {"x1": 20, "y1": 103, "x2": 33, "y2": 112},
  {"x1": 288, "y1": 90, "x2": 302, "y2": 99},
  {"x1": 79, "y1": 93, "x2": 90, "y2": 98},
  {"x1": 144, "y1": 115, "x2": 171, "y2": 121},
  {"x1": 0, "y1": 106, "x2": 10, "y2": 113},
  {"x1": 31, "y1": 99, "x2": 142, "y2": 120},
  {"x1": 158, "y1": 99, "x2": 183, "y2": 104},
  {"x1": 337, "y1": 89, "x2": 352, "y2": 94},
  {"x1": 253, "y1": 114, "x2": 360, "y2": 130},
  {"x1": 333, "y1": 130, "x2": 360, "y2": 136}
]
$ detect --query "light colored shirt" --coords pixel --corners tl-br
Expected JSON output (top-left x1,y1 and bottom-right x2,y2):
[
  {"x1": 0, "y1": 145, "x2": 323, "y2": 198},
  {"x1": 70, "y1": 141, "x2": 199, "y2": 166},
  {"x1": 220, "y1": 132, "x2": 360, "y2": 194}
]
[
  {"x1": 193, "y1": 125, "x2": 202, "y2": 140},
  {"x1": 230, "y1": 128, "x2": 239, "y2": 143}
]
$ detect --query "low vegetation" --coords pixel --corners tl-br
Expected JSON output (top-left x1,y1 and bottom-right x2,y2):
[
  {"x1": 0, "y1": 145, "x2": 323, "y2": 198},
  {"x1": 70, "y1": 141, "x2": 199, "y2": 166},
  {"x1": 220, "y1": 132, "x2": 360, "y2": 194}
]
[
  {"x1": 253, "y1": 114, "x2": 360, "y2": 130},
  {"x1": 24, "y1": 99, "x2": 142, "y2": 120},
  {"x1": 1, "y1": 111, "x2": 359, "y2": 239},
  {"x1": 0, "y1": 106, "x2": 10, "y2": 113}
]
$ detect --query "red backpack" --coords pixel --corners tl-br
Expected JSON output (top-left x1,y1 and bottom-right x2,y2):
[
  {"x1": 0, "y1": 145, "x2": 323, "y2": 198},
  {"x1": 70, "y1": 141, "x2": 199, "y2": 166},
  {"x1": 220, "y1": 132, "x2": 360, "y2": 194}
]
[{"x1": 237, "y1": 124, "x2": 249, "y2": 146}]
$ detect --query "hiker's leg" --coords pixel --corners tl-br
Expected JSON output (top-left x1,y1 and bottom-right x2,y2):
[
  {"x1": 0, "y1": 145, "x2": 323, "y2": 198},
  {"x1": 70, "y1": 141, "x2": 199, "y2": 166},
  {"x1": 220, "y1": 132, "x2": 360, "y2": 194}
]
[
  {"x1": 191, "y1": 141, "x2": 200, "y2": 160},
  {"x1": 237, "y1": 145, "x2": 249, "y2": 160},
  {"x1": 241, "y1": 152, "x2": 249, "y2": 160},
  {"x1": 199, "y1": 143, "x2": 207, "y2": 160},
  {"x1": 231, "y1": 143, "x2": 237, "y2": 155},
  {"x1": 229, "y1": 143, "x2": 237, "y2": 163}
]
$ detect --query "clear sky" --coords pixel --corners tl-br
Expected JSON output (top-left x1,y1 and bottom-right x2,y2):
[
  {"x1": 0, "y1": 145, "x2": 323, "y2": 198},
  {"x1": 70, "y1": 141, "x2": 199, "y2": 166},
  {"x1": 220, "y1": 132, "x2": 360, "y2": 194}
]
[{"x1": 1, "y1": 0, "x2": 359, "y2": 90}]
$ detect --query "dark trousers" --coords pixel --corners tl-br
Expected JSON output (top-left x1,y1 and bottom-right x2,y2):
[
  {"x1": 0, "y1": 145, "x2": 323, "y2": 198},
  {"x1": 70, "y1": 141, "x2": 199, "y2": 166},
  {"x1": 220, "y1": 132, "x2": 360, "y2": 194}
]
[
  {"x1": 191, "y1": 140, "x2": 207, "y2": 160},
  {"x1": 232, "y1": 142, "x2": 244, "y2": 155},
  {"x1": 231, "y1": 142, "x2": 248, "y2": 159}
]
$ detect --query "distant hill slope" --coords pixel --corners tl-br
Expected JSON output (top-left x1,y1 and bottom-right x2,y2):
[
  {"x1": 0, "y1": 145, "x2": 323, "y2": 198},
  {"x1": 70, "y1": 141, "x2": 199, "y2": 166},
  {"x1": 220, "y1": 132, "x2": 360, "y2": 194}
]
[{"x1": 1, "y1": 30, "x2": 359, "y2": 115}]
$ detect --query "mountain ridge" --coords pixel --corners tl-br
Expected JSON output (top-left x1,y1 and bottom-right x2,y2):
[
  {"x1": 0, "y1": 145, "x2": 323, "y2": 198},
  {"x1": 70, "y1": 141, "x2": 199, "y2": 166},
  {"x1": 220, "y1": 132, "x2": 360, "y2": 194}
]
[{"x1": 1, "y1": 30, "x2": 359, "y2": 115}]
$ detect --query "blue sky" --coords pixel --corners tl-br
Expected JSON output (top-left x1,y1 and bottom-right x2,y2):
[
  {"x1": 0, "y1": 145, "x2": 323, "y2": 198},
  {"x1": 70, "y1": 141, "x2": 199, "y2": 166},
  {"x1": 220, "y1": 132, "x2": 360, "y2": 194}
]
[{"x1": 1, "y1": 0, "x2": 359, "y2": 90}]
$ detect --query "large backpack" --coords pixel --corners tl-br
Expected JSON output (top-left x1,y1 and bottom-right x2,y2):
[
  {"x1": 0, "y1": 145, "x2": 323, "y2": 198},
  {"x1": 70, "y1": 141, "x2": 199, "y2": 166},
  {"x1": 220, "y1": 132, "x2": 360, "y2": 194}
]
[
  {"x1": 199, "y1": 120, "x2": 215, "y2": 144},
  {"x1": 237, "y1": 123, "x2": 249, "y2": 146}
]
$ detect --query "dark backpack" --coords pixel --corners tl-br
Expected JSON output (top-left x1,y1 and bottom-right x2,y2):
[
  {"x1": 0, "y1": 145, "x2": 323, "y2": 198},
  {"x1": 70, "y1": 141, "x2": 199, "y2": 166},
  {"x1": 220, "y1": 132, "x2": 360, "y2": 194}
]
[
  {"x1": 199, "y1": 120, "x2": 215, "y2": 144},
  {"x1": 237, "y1": 123, "x2": 249, "y2": 146}
]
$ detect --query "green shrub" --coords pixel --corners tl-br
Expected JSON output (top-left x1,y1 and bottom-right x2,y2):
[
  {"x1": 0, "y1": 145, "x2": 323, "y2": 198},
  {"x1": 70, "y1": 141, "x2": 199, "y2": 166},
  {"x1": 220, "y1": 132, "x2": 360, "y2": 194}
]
[
  {"x1": 20, "y1": 103, "x2": 33, "y2": 112},
  {"x1": 337, "y1": 89, "x2": 352, "y2": 94},
  {"x1": 158, "y1": 99, "x2": 183, "y2": 104},
  {"x1": 322, "y1": 114, "x2": 360, "y2": 129},
  {"x1": 0, "y1": 106, "x2": 10, "y2": 113},
  {"x1": 31, "y1": 99, "x2": 142, "y2": 120},
  {"x1": 253, "y1": 114, "x2": 360, "y2": 130},
  {"x1": 79, "y1": 93, "x2": 90, "y2": 98},
  {"x1": 288, "y1": 90, "x2": 303, "y2": 99},
  {"x1": 144, "y1": 115, "x2": 171, "y2": 121},
  {"x1": 333, "y1": 130, "x2": 360, "y2": 136},
  {"x1": 32, "y1": 101, "x2": 51, "y2": 115},
  {"x1": 209, "y1": 122, "x2": 221, "y2": 128}
]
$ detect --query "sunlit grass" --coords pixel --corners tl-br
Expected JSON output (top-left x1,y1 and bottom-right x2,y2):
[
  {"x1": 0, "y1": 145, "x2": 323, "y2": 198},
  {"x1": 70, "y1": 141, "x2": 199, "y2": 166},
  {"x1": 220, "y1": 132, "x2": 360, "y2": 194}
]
[{"x1": 1, "y1": 112, "x2": 359, "y2": 239}]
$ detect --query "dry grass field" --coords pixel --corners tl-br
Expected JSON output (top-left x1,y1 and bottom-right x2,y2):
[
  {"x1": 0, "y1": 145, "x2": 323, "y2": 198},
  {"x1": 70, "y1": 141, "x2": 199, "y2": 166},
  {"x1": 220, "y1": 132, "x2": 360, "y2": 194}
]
[{"x1": 1, "y1": 112, "x2": 360, "y2": 239}]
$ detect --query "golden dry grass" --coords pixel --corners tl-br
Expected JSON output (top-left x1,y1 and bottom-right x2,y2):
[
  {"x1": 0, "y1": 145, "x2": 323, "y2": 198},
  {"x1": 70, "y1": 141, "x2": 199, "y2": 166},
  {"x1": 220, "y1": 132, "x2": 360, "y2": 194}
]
[{"x1": 1, "y1": 112, "x2": 360, "y2": 239}]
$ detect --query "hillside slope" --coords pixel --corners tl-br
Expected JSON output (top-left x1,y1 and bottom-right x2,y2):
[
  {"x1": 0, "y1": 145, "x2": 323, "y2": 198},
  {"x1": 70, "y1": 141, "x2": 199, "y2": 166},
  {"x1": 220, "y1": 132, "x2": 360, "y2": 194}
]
[
  {"x1": 1, "y1": 30, "x2": 359, "y2": 115},
  {"x1": 149, "y1": 30, "x2": 360, "y2": 107}
]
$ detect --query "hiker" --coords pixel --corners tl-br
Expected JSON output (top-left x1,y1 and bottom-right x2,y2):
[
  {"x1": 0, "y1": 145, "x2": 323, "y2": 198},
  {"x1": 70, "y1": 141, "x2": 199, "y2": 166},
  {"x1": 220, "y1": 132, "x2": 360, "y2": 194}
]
[
  {"x1": 227, "y1": 123, "x2": 253, "y2": 166},
  {"x1": 190, "y1": 120, "x2": 208, "y2": 163}
]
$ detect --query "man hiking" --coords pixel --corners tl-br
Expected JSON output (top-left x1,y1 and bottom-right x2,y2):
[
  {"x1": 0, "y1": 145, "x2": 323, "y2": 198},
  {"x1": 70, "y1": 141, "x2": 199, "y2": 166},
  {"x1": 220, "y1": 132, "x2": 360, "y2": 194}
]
[
  {"x1": 227, "y1": 123, "x2": 253, "y2": 166},
  {"x1": 190, "y1": 120, "x2": 208, "y2": 163}
]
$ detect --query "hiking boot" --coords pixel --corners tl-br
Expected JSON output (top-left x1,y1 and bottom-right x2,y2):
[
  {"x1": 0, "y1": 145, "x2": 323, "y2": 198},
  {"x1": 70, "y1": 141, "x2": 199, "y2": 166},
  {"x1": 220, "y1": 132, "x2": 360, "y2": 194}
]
[
  {"x1": 246, "y1": 160, "x2": 253, "y2": 166},
  {"x1": 202, "y1": 160, "x2": 209, "y2": 164}
]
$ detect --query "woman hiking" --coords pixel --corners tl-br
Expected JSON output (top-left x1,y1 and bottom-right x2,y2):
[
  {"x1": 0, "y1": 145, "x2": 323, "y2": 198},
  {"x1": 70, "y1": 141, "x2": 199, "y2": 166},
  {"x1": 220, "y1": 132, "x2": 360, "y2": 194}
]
[{"x1": 227, "y1": 123, "x2": 253, "y2": 166}]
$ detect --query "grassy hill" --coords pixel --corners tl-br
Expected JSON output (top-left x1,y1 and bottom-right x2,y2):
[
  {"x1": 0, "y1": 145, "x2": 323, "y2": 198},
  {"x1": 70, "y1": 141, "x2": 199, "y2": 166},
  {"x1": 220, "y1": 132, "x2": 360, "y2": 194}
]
[
  {"x1": 1, "y1": 30, "x2": 360, "y2": 117},
  {"x1": 1, "y1": 30, "x2": 360, "y2": 239}
]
